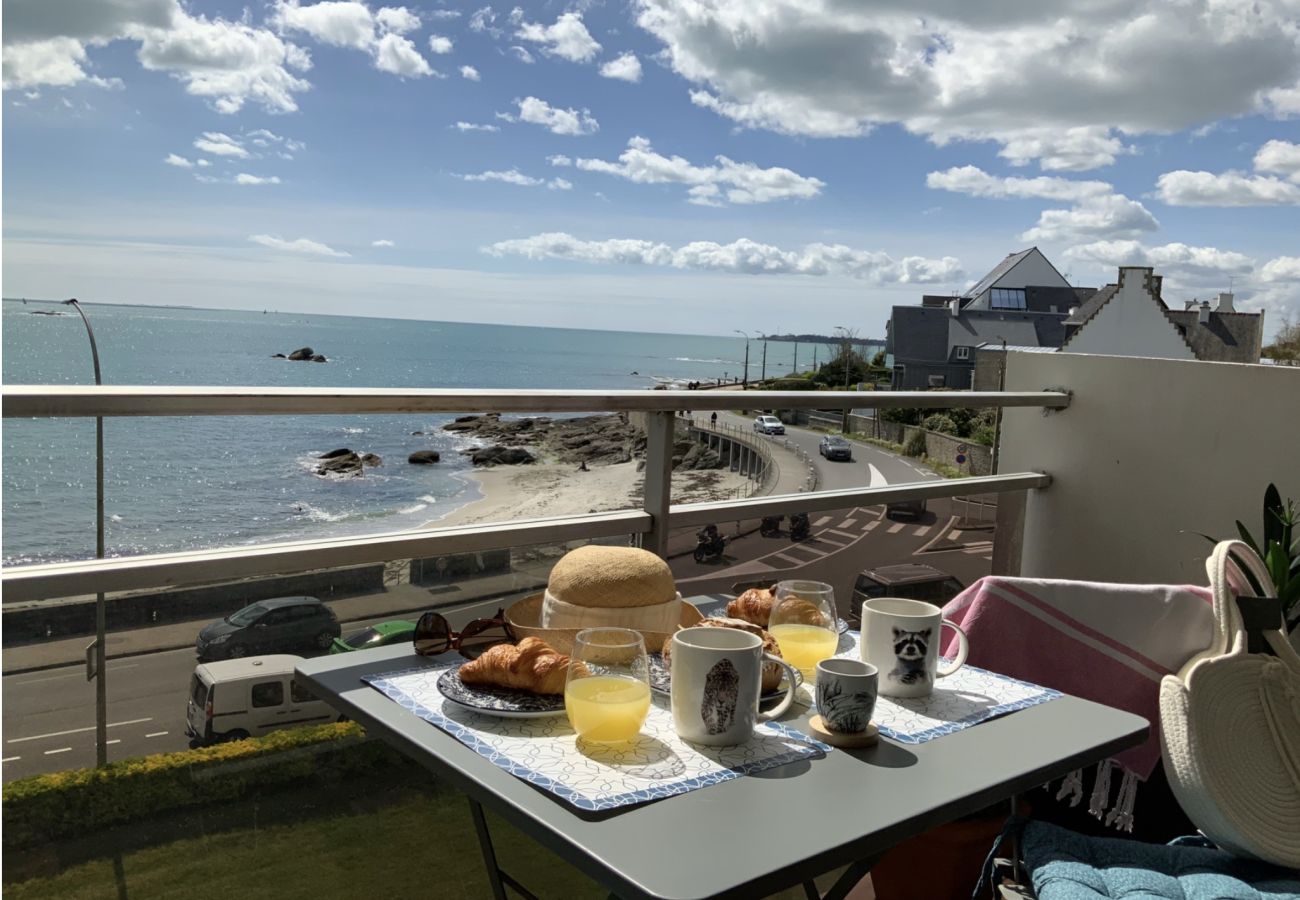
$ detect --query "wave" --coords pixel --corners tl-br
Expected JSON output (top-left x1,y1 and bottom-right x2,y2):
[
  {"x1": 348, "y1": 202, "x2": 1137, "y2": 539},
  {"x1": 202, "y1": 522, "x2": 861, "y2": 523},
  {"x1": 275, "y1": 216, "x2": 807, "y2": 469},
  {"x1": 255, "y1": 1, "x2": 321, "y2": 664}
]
[
  {"x1": 396, "y1": 502, "x2": 429, "y2": 515},
  {"x1": 670, "y1": 357, "x2": 729, "y2": 364},
  {"x1": 292, "y1": 502, "x2": 349, "y2": 523},
  {"x1": 341, "y1": 427, "x2": 367, "y2": 434}
]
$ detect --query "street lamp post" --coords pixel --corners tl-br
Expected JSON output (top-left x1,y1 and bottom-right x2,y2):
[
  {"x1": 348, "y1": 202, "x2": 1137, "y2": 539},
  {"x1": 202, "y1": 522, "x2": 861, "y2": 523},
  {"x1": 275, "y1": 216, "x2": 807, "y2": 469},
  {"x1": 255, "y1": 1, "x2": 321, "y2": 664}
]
[
  {"x1": 733, "y1": 329, "x2": 751, "y2": 390},
  {"x1": 64, "y1": 298, "x2": 108, "y2": 768}
]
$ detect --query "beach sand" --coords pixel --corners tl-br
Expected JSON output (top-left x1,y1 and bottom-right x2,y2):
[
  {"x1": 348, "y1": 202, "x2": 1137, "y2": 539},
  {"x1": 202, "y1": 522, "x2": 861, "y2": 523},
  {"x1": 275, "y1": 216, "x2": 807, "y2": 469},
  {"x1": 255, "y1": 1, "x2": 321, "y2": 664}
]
[{"x1": 429, "y1": 461, "x2": 753, "y2": 528}]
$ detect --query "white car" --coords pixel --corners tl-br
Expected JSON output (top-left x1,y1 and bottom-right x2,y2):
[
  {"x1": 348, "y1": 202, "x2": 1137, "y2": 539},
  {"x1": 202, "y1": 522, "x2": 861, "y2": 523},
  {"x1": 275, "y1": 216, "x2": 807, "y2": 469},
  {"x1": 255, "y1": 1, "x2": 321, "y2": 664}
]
[{"x1": 753, "y1": 415, "x2": 785, "y2": 435}]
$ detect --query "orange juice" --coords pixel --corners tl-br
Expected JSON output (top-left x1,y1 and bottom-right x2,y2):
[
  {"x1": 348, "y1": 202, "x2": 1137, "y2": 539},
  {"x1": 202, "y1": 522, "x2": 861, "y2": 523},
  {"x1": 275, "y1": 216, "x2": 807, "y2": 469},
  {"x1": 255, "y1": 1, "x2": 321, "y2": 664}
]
[
  {"x1": 769, "y1": 624, "x2": 838, "y2": 675},
  {"x1": 565, "y1": 675, "x2": 651, "y2": 743}
]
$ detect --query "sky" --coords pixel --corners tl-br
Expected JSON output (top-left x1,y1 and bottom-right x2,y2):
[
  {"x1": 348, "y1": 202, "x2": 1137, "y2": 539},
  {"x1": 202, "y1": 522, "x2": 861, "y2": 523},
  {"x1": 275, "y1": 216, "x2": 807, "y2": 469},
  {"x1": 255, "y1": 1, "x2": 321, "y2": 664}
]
[{"x1": 3, "y1": 0, "x2": 1300, "y2": 339}]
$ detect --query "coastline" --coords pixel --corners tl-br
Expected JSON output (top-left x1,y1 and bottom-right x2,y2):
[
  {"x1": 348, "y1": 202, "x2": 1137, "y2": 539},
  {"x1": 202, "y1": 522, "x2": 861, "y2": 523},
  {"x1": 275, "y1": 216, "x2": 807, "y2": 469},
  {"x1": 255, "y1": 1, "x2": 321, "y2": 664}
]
[{"x1": 428, "y1": 460, "x2": 752, "y2": 528}]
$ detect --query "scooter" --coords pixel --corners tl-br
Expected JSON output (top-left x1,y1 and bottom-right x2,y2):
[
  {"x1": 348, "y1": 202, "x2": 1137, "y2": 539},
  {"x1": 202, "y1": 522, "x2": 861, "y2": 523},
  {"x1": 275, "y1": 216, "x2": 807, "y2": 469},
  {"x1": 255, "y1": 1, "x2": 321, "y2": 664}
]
[
  {"x1": 693, "y1": 527, "x2": 726, "y2": 563},
  {"x1": 789, "y1": 513, "x2": 811, "y2": 542},
  {"x1": 759, "y1": 515, "x2": 783, "y2": 537}
]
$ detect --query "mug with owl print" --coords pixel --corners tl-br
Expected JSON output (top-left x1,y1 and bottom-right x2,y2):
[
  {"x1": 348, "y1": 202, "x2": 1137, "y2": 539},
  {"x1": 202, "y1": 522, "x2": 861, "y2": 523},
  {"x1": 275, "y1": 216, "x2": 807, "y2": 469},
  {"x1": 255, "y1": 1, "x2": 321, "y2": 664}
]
[
  {"x1": 859, "y1": 597, "x2": 969, "y2": 699},
  {"x1": 669, "y1": 627, "x2": 799, "y2": 746}
]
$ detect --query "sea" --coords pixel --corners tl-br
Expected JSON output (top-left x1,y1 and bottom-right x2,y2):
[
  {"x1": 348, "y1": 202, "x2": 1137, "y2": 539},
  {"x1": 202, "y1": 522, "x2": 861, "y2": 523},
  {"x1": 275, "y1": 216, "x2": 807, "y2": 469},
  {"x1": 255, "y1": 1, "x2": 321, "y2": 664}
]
[{"x1": 2, "y1": 300, "x2": 826, "y2": 566}]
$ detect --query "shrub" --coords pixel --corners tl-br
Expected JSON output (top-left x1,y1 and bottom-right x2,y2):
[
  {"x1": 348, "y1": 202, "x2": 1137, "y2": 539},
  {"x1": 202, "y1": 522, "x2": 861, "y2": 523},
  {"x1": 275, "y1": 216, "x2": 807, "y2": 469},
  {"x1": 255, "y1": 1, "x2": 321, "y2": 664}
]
[
  {"x1": 769, "y1": 378, "x2": 822, "y2": 391},
  {"x1": 971, "y1": 425, "x2": 996, "y2": 447},
  {"x1": 2, "y1": 722, "x2": 405, "y2": 849},
  {"x1": 903, "y1": 429, "x2": 928, "y2": 457},
  {"x1": 881, "y1": 407, "x2": 922, "y2": 425},
  {"x1": 922, "y1": 413, "x2": 958, "y2": 434}
]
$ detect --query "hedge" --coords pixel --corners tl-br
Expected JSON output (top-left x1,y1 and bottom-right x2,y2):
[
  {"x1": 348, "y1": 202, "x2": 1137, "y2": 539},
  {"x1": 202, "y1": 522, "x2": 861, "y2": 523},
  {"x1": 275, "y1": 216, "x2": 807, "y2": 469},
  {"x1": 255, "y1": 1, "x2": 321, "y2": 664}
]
[{"x1": 2, "y1": 722, "x2": 408, "y2": 850}]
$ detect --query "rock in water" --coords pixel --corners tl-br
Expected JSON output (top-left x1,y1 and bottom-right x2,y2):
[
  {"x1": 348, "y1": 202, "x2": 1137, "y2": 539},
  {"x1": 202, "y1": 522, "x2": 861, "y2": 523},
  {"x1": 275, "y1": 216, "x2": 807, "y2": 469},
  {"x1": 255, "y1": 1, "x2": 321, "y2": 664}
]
[
  {"x1": 287, "y1": 347, "x2": 314, "y2": 361},
  {"x1": 360, "y1": 453, "x2": 382, "y2": 467},
  {"x1": 314, "y1": 449, "x2": 363, "y2": 477},
  {"x1": 408, "y1": 450, "x2": 441, "y2": 465}
]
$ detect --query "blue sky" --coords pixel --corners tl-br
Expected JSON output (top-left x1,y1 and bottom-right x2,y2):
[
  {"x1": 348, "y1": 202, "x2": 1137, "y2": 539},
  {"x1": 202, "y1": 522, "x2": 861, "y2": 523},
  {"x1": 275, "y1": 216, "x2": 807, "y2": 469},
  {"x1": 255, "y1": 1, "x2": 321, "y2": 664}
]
[{"x1": 4, "y1": 0, "x2": 1299, "y2": 338}]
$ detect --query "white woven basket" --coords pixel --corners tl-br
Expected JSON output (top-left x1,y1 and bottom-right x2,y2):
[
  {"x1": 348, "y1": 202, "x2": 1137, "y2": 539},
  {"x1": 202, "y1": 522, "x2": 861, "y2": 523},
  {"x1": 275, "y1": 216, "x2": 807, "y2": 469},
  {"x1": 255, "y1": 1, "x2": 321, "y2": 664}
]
[{"x1": 1159, "y1": 540, "x2": 1300, "y2": 868}]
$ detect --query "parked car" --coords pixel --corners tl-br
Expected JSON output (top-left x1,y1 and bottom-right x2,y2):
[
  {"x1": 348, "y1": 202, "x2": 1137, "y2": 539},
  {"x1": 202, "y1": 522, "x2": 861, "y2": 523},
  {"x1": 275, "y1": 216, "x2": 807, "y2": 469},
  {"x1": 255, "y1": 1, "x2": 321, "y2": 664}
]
[
  {"x1": 330, "y1": 619, "x2": 416, "y2": 654},
  {"x1": 849, "y1": 564, "x2": 965, "y2": 620},
  {"x1": 185, "y1": 654, "x2": 338, "y2": 746},
  {"x1": 753, "y1": 415, "x2": 785, "y2": 435},
  {"x1": 885, "y1": 497, "x2": 927, "y2": 519},
  {"x1": 196, "y1": 596, "x2": 341, "y2": 661},
  {"x1": 818, "y1": 434, "x2": 853, "y2": 461}
]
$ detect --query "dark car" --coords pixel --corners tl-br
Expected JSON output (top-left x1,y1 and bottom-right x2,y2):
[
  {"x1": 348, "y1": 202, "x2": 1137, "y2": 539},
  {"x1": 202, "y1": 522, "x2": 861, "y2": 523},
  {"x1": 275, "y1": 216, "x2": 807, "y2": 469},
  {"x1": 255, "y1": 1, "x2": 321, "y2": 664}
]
[
  {"x1": 818, "y1": 434, "x2": 853, "y2": 461},
  {"x1": 885, "y1": 497, "x2": 927, "y2": 519},
  {"x1": 849, "y1": 564, "x2": 965, "y2": 620},
  {"x1": 196, "y1": 596, "x2": 341, "y2": 661}
]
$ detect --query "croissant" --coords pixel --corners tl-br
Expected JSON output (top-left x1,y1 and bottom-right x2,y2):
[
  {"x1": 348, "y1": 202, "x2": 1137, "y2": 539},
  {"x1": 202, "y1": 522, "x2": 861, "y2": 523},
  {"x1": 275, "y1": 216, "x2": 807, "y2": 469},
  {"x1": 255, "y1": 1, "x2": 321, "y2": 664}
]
[
  {"x1": 458, "y1": 637, "x2": 586, "y2": 695},
  {"x1": 662, "y1": 617, "x2": 785, "y2": 691},
  {"x1": 727, "y1": 587, "x2": 774, "y2": 626}
]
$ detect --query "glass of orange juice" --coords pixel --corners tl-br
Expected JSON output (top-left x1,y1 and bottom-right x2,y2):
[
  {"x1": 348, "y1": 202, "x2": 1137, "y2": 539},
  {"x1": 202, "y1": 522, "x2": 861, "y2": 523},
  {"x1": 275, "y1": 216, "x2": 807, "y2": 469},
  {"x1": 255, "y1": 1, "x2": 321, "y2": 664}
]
[
  {"x1": 564, "y1": 627, "x2": 652, "y2": 744},
  {"x1": 768, "y1": 580, "x2": 838, "y2": 680}
]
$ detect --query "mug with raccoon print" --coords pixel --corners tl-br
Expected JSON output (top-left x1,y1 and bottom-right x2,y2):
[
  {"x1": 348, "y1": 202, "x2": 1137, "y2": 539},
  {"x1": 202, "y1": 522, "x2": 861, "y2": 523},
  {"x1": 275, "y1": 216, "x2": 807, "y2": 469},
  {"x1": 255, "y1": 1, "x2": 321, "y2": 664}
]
[{"x1": 859, "y1": 597, "x2": 969, "y2": 699}]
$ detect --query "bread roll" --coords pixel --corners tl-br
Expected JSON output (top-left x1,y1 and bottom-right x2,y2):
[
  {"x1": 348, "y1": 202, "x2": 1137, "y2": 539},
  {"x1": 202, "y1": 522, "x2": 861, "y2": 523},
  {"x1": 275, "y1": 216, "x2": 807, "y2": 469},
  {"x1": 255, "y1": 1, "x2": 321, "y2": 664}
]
[{"x1": 662, "y1": 617, "x2": 786, "y2": 692}]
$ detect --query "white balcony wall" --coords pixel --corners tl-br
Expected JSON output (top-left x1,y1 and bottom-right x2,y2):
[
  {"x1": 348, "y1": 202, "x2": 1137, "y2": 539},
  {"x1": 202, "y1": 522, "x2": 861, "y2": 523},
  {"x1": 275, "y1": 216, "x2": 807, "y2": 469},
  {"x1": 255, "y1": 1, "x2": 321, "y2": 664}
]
[{"x1": 1000, "y1": 351, "x2": 1300, "y2": 585}]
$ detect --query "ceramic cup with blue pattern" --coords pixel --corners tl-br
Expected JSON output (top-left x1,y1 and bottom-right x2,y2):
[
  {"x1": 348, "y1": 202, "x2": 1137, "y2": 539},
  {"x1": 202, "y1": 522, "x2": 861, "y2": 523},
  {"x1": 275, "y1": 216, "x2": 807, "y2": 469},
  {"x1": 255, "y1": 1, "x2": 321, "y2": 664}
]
[{"x1": 815, "y1": 659, "x2": 878, "y2": 734}]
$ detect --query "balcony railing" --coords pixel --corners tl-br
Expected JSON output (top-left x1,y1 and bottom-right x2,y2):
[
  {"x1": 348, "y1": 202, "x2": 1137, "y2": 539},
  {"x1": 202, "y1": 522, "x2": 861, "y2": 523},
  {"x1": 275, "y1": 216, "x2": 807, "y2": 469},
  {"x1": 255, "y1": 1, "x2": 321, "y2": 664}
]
[{"x1": 1, "y1": 386, "x2": 1065, "y2": 602}]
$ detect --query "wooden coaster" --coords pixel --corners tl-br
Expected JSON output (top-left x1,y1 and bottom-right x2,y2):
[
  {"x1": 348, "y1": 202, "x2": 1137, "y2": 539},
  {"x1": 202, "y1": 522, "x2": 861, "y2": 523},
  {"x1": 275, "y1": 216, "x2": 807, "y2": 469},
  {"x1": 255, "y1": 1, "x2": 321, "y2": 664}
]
[{"x1": 808, "y1": 715, "x2": 879, "y2": 748}]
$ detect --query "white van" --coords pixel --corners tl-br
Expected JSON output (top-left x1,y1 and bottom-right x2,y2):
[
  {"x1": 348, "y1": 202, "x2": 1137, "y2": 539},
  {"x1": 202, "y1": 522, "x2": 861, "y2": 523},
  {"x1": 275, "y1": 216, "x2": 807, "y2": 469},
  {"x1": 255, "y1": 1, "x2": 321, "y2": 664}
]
[{"x1": 185, "y1": 654, "x2": 338, "y2": 746}]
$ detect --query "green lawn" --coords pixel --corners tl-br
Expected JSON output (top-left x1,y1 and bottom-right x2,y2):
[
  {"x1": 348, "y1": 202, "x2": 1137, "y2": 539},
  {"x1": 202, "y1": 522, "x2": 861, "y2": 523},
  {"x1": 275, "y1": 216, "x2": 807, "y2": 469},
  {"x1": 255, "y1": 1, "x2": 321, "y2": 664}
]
[{"x1": 6, "y1": 781, "x2": 849, "y2": 899}]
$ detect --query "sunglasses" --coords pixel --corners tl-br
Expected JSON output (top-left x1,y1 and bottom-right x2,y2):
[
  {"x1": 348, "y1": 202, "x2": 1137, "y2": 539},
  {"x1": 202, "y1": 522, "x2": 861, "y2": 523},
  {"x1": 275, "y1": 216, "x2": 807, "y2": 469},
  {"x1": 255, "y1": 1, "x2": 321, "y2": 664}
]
[{"x1": 414, "y1": 608, "x2": 515, "y2": 659}]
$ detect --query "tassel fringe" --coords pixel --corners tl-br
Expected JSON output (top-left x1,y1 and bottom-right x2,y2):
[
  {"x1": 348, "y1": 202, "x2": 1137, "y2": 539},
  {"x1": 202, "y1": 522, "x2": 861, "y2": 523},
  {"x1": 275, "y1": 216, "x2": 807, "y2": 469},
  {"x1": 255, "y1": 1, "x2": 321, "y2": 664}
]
[
  {"x1": 1105, "y1": 768, "x2": 1138, "y2": 833},
  {"x1": 1088, "y1": 759, "x2": 1114, "y2": 819},
  {"x1": 1055, "y1": 768, "x2": 1084, "y2": 807}
]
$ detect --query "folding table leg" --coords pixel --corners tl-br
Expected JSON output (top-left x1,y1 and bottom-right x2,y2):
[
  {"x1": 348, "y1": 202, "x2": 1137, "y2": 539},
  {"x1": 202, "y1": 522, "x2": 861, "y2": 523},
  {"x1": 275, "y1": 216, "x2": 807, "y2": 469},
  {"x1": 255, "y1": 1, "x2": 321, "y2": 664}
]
[
  {"x1": 802, "y1": 854, "x2": 880, "y2": 900},
  {"x1": 468, "y1": 798, "x2": 510, "y2": 900}
]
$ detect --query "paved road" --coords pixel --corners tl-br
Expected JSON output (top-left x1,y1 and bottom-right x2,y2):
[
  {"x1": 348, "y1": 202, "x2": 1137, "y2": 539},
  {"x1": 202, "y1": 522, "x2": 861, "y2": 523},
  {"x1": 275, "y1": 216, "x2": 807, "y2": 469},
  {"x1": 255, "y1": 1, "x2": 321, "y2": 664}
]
[{"x1": 2, "y1": 417, "x2": 992, "y2": 782}]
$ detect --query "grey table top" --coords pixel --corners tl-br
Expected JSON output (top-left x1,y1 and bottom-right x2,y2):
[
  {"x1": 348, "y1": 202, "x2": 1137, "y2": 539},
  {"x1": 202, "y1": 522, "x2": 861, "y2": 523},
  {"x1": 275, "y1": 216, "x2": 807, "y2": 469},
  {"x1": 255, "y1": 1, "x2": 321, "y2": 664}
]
[{"x1": 296, "y1": 596, "x2": 1148, "y2": 900}]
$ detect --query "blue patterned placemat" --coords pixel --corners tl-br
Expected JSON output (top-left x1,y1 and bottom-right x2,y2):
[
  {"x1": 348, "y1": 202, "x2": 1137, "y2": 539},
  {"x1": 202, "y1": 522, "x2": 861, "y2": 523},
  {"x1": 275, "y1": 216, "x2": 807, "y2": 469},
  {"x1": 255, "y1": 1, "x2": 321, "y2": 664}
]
[
  {"x1": 825, "y1": 632, "x2": 1062, "y2": 744},
  {"x1": 366, "y1": 664, "x2": 829, "y2": 812}
]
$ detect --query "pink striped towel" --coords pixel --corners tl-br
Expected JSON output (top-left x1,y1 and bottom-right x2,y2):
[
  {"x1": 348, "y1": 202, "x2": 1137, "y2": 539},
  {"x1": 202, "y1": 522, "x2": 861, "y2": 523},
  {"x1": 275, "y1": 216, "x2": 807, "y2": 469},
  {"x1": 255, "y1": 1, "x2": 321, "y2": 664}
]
[{"x1": 940, "y1": 577, "x2": 1213, "y2": 779}]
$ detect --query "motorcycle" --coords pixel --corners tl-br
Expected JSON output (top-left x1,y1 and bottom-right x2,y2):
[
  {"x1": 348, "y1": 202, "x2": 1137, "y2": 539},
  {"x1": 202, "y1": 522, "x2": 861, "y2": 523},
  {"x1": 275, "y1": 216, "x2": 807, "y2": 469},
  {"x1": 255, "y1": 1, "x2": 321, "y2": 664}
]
[
  {"x1": 759, "y1": 515, "x2": 783, "y2": 537},
  {"x1": 693, "y1": 526, "x2": 726, "y2": 563},
  {"x1": 789, "y1": 513, "x2": 811, "y2": 542}
]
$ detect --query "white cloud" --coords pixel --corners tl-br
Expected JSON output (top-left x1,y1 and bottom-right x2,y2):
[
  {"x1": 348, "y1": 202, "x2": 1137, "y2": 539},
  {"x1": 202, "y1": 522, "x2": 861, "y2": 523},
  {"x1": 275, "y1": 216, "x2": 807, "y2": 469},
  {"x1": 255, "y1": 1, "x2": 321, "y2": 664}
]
[
  {"x1": 548, "y1": 154, "x2": 572, "y2": 167},
  {"x1": 273, "y1": 0, "x2": 434, "y2": 79},
  {"x1": 373, "y1": 32, "x2": 433, "y2": 76},
  {"x1": 484, "y1": 232, "x2": 961, "y2": 282},
  {"x1": 249, "y1": 234, "x2": 349, "y2": 257},
  {"x1": 459, "y1": 168, "x2": 545, "y2": 186},
  {"x1": 1065, "y1": 240, "x2": 1254, "y2": 279},
  {"x1": 196, "y1": 158, "x2": 211, "y2": 167},
  {"x1": 372, "y1": 238, "x2": 396, "y2": 247},
  {"x1": 635, "y1": 0, "x2": 1300, "y2": 170},
  {"x1": 428, "y1": 34, "x2": 453, "y2": 54},
  {"x1": 1260, "y1": 256, "x2": 1300, "y2": 282},
  {"x1": 428, "y1": 9, "x2": 460, "y2": 20},
  {"x1": 925, "y1": 165, "x2": 1112, "y2": 202},
  {"x1": 509, "y1": 46, "x2": 535, "y2": 64},
  {"x1": 194, "y1": 132, "x2": 248, "y2": 158},
  {"x1": 548, "y1": 177, "x2": 573, "y2": 191},
  {"x1": 459, "y1": 64, "x2": 480, "y2": 80},
  {"x1": 1254, "y1": 140, "x2": 1300, "y2": 180},
  {"x1": 510, "y1": 96, "x2": 598, "y2": 136},
  {"x1": 469, "y1": 7, "x2": 499, "y2": 36},
  {"x1": 599, "y1": 52, "x2": 642, "y2": 82},
  {"x1": 514, "y1": 12, "x2": 600, "y2": 63},
  {"x1": 234, "y1": 173, "x2": 282, "y2": 185},
  {"x1": 1155, "y1": 170, "x2": 1300, "y2": 206},
  {"x1": 164, "y1": 153, "x2": 194, "y2": 168},
  {"x1": 453, "y1": 121, "x2": 499, "y2": 132},
  {"x1": 575, "y1": 136, "x2": 823, "y2": 205},
  {"x1": 1022, "y1": 194, "x2": 1159, "y2": 243}
]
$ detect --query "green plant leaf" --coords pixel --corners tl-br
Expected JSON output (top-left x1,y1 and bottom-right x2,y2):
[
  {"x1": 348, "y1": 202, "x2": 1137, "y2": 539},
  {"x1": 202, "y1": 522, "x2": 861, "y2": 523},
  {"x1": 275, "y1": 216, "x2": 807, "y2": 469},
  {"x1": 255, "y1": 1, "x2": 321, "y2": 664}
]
[
  {"x1": 1235, "y1": 521, "x2": 1262, "y2": 556},
  {"x1": 1265, "y1": 542, "x2": 1288, "y2": 595},
  {"x1": 1263, "y1": 483, "x2": 1284, "y2": 549}
]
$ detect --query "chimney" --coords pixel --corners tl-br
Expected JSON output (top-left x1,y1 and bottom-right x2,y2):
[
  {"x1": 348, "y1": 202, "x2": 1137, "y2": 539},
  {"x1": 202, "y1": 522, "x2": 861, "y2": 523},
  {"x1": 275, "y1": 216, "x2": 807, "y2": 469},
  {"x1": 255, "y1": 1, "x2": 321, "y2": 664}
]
[
  {"x1": 1198, "y1": 301, "x2": 1211, "y2": 325},
  {"x1": 950, "y1": 298, "x2": 960, "y2": 318},
  {"x1": 1216, "y1": 291, "x2": 1235, "y2": 313},
  {"x1": 1184, "y1": 299, "x2": 1198, "y2": 311}
]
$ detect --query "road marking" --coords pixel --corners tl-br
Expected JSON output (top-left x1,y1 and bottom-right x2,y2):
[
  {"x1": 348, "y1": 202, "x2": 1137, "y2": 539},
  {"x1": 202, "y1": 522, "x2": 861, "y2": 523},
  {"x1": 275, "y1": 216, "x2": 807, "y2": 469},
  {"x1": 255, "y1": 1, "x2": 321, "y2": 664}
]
[
  {"x1": 2, "y1": 756, "x2": 20, "y2": 763},
  {"x1": 825, "y1": 529, "x2": 857, "y2": 541},
  {"x1": 887, "y1": 523, "x2": 905, "y2": 534},
  {"x1": 145, "y1": 731, "x2": 169, "y2": 738},
  {"x1": 913, "y1": 525, "x2": 932, "y2": 537},
  {"x1": 864, "y1": 521, "x2": 880, "y2": 531},
  {"x1": 43, "y1": 747, "x2": 72, "y2": 756},
  {"x1": 774, "y1": 552, "x2": 817, "y2": 565},
  {"x1": 949, "y1": 529, "x2": 964, "y2": 540},
  {"x1": 8, "y1": 662, "x2": 139, "y2": 686},
  {"x1": 107, "y1": 739, "x2": 121, "y2": 745},
  {"x1": 813, "y1": 516, "x2": 832, "y2": 527},
  {"x1": 6, "y1": 717, "x2": 154, "y2": 744},
  {"x1": 838, "y1": 518, "x2": 856, "y2": 529},
  {"x1": 867, "y1": 463, "x2": 888, "y2": 487}
]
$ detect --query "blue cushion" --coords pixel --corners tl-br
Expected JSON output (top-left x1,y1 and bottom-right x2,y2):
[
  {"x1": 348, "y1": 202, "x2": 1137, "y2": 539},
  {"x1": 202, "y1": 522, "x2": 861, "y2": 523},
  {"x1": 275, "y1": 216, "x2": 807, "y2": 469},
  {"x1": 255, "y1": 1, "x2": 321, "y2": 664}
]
[{"x1": 1021, "y1": 821, "x2": 1300, "y2": 900}]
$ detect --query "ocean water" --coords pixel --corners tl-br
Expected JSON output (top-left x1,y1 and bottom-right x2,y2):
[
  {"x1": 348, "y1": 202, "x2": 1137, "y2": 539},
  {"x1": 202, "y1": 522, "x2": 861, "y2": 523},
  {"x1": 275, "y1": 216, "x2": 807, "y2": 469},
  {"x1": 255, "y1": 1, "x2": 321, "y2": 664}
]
[{"x1": 2, "y1": 300, "x2": 818, "y2": 565}]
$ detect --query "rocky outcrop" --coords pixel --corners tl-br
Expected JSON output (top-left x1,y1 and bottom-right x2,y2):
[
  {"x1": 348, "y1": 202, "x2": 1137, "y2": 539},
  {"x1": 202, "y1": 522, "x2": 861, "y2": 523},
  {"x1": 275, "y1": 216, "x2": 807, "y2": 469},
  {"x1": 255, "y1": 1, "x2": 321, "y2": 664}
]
[
  {"x1": 282, "y1": 347, "x2": 327, "y2": 362},
  {"x1": 443, "y1": 413, "x2": 724, "y2": 471},
  {"x1": 408, "y1": 450, "x2": 441, "y2": 465},
  {"x1": 361, "y1": 453, "x2": 382, "y2": 467},
  {"x1": 314, "y1": 448, "x2": 364, "y2": 477},
  {"x1": 470, "y1": 445, "x2": 535, "y2": 467}
]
